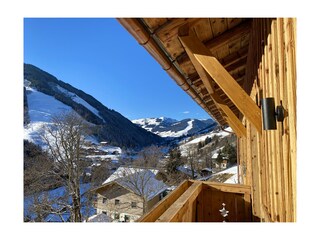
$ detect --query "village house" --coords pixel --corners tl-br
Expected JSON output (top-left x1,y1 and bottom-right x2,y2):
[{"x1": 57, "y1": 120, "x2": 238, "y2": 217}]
[
  {"x1": 93, "y1": 167, "x2": 168, "y2": 222},
  {"x1": 220, "y1": 160, "x2": 228, "y2": 169}
]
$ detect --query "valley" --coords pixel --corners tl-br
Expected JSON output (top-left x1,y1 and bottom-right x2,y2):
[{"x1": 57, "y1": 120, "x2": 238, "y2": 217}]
[{"x1": 23, "y1": 64, "x2": 238, "y2": 222}]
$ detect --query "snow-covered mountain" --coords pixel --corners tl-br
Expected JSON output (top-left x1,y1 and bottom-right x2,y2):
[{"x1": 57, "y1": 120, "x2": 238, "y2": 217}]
[
  {"x1": 24, "y1": 64, "x2": 162, "y2": 148},
  {"x1": 132, "y1": 117, "x2": 216, "y2": 138}
]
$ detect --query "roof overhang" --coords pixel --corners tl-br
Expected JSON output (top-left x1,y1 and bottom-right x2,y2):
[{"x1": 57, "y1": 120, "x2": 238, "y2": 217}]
[{"x1": 118, "y1": 18, "x2": 254, "y2": 131}]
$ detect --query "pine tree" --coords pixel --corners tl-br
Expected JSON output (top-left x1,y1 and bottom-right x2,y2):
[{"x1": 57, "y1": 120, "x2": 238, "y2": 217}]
[{"x1": 166, "y1": 148, "x2": 183, "y2": 174}]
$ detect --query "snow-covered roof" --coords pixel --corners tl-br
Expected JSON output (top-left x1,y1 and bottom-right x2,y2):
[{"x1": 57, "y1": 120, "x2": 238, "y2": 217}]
[
  {"x1": 115, "y1": 170, "x2": 168, "y2": 201},
  {"x1": 224, "y1": 174, "x2": 238, "y2": 184},
  {"x1": 86, "y1": 213, "x2": 113, "y2": 222},
  {"x1": 103, "y1": 167, "x2": 158, "y2": 184},
  {"x1": 201, "y1": 168, "x2": 212, "y2": 172},
  {"x1": 100, "y1": 167, "x2": 167, "y2": 201},
  {"x1": 212, "y1": 166, "x2": 238, "y2": 184},
  {"x1": 218, "y1": 166, "x2": 238, "y2": 174}
]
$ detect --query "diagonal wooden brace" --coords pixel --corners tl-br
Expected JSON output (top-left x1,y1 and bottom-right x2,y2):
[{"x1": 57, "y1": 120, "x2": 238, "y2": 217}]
[
  {"x1": 180, "y1": 35, "x2": 247, "y2": 138},
  {"x1": 179, "y1": 33, "x2": 262, "y2": 134}
]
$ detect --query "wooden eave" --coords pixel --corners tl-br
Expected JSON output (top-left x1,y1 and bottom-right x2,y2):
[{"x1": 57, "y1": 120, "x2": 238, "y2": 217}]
[{"x1": 118, "y1": 18, "x2": 253, "y2": 128}]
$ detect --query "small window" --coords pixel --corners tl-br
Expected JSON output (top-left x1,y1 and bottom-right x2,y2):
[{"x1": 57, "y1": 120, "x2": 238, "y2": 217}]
[
  {"x1": 131, "y1": 202, "x2": 137, "y2": 208},
  {"x1": 160, "y1": 191, "x2": 167, "y2": 200},
  {"x1": 115, "y1": 199, "x2": 120, "y2": 205},
  {"x1": 102, "y1": 211, "x2": 107, "y2": 214},
  {"x1": 102, "y1": 198, "x2": 107, "y2": 204}
]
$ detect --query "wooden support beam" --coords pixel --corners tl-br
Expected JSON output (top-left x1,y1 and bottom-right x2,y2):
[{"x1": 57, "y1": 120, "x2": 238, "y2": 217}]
[
  {"x1": 179, "y1": 33, "x2": 262, "y2": 134},
  {"x1": 156, "y1": 181, "x2": 202, "y2": 222},
  {"x1": 180, "y1": 34, "x2": 247, "y2": 138}
]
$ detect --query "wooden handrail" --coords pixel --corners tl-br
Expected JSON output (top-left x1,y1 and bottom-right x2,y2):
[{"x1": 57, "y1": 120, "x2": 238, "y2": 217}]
[
  {"x1": 190, "y1": 180, "x2": 251, "y2": 194},
  {"x1": 156, "y1": 181, "x2": 202, "y2": 222},
  {"x1": 137, "y1": 180, "x2": 190, "y2": 222}
]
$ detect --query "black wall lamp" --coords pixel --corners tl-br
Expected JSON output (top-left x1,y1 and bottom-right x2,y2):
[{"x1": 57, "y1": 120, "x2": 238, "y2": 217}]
[{"x1": 261, "y1": 97, "x2": 285, "y2": 130}]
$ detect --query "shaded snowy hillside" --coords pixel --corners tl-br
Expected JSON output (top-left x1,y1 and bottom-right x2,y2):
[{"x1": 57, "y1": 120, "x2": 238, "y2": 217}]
[
  {"x1": 132, "y1": 117, "x2": 216, "y2": 138},
  {"x1": 24, "y1": 64, "x2": 162, "y2": 148}
]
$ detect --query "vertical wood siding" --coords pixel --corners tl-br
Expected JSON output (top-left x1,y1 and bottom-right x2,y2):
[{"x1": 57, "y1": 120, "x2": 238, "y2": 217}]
[{"x1": 239, "y1": 18, "x2": 296, "y2": 222}]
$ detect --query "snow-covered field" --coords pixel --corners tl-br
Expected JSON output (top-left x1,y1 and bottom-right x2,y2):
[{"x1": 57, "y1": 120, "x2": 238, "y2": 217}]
[
  {"x1": 24, "y1": 85, "x2": 106, "y2": 149},
  {"x1": 24, "y1": 86, "x2": 76, "y2": 146},
  {"x1": 213, "y1": 165, "x2": 238, "y2": 184},
  {"x1": 26, "y1": 86, "x2": 73, "y2": 123}
]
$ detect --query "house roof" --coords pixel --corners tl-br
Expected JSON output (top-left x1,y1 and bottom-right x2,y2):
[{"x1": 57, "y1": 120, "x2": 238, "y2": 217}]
[
  {"x1": 102, "y1": 166, "x2": 159, "y2": 184},
  {"x1": 201, "y1": 168, "x2": 213, "y2": 172},
  {"x1": 118, "y1": 18, "x2": 252, "y2": 128},
  {"x1": 115, "y1": 170, "x2": 168, "y2": 201},
  {"x1": 98, "y1": 167, "x2": 167, "y2": 201},
  {"x1": 87, "y1": 213, "x2": 113, "y2": 222}
]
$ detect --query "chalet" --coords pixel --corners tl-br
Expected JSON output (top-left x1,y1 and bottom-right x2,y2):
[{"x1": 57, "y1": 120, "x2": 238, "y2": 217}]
[
  {"x1": 220, "y1": 160, "x2": 228, "y2": 169},
  {"x1": 93, "y1": 167, "x2": 168, "y2": 222},
  {"x1": 117, "y1": 18, "x2": 296, "y2": 222}
]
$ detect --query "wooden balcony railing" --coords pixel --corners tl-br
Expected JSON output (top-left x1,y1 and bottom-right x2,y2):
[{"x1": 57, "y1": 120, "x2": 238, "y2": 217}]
[{"x1": 138, "y1": 180, "x2": 252, "y2": 222}]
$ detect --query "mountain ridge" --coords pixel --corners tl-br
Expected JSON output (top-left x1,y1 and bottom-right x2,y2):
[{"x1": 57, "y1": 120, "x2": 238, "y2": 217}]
[
  {"x1": 132, "y1": 117, "x2": 217, "y2": 138},
  {"x1": 24, "y1": 63, "x2": 162, "y2": 148}
]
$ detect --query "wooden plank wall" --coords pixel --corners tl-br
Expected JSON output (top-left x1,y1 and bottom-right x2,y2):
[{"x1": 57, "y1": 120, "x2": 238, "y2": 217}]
[
  {"x1": 239, "y1": 18, "x2": 296, "y2": 222},
  {"x1": 199, "y1": 184, "x2": 252, "y2": 222}
]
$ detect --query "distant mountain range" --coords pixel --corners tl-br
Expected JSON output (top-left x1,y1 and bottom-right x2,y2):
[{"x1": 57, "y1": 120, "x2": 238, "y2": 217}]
[
  {"x1": 132, "y1": 117, "x2": 216, "y2": 138},
  {"x1": 24, "y1": 64, "x2": 162, "y2": 148}
]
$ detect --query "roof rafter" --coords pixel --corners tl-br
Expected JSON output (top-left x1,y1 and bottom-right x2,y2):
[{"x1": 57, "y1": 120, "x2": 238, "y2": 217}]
[{"x1": 176, "y1": 20, "x2": 252, "y2": 64}]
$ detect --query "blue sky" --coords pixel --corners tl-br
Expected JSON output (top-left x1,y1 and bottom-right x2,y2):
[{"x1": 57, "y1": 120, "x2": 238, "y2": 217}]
[{"x1": 24, "y1": 18, "x2": 210, "y2": 121}]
